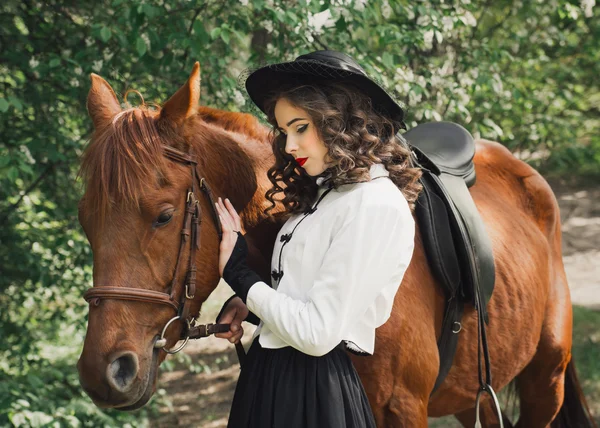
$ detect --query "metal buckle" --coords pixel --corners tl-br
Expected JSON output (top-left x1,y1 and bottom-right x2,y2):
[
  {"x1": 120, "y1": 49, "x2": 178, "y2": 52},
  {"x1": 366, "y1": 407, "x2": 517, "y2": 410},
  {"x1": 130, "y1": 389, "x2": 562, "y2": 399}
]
[
  {"x1": 187, "y1": 191, "x2": 195, "y2": 203},
  {"x1": 185, "y1": 284, "x2": 194, "y2": 299}
]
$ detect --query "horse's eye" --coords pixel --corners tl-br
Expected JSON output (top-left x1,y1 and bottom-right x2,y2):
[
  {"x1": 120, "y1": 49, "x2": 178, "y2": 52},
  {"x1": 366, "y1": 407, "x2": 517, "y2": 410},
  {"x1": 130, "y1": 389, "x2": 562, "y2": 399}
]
[{"x1": 154, "y1": 210, "x2": 174, "y2": 227}]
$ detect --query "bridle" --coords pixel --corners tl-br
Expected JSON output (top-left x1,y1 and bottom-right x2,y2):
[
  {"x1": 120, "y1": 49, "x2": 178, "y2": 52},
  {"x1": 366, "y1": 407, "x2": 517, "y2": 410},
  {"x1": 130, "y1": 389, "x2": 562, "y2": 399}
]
[{"x1": 83, "y1": 145, "x2": 230, "y2": 354}]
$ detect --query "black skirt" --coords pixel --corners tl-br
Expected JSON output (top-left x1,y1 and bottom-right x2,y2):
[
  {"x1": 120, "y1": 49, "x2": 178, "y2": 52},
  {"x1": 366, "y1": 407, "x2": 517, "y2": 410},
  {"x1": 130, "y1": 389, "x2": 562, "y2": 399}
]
[{"x1": 227, "y1": 336, "x2": 377, "y2": 428}]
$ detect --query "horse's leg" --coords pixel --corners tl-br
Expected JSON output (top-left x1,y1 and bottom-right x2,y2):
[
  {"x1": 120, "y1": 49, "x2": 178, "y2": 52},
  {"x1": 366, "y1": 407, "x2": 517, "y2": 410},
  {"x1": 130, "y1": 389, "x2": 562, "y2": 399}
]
[
  {"x1": 352, "y1": 251, "x2": 441, "y2": 428},
  {"x1": 509, "y1": 173, "x2": 574, "y2": 428},
  {"x1": 353, "y1": 337, "x2": 436, "y2": 428},
  {"x1": 514, "y1": 274, "x2": 572, "y2": 427}
]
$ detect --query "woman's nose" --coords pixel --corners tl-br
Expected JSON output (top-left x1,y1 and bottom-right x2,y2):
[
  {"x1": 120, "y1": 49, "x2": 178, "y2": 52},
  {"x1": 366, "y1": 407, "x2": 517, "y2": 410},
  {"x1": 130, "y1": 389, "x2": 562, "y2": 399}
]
[{"x1": 285, "y1": 138, "x2": 298, "y2": 155}]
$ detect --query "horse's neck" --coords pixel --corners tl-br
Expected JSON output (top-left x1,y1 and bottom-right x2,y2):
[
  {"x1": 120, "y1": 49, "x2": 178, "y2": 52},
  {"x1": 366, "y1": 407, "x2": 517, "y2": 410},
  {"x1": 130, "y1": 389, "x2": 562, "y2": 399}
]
[
  {"x1": 194, "y1": 109, "x2": 274, "y2": 224},
  {"x1": 193, "y1": 109, "x2": 285, "y2": 278}
]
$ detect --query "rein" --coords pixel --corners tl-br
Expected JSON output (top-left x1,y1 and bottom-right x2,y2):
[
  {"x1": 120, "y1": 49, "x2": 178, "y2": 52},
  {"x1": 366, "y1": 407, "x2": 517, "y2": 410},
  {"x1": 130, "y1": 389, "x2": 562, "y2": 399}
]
[{"x1": 83, "y1": 145, "x2": 232, "y2": 354}]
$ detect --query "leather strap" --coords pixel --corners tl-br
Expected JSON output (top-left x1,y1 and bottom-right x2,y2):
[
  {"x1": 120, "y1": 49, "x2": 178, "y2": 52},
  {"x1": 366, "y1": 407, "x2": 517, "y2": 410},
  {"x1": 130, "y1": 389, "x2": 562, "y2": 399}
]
[
  {"x1": 187, "y1": 323, "x2": 231, "y2": 339},
  {"x1": 199, "y1": 178, "x2": 223, "y2": 240},
  {"x1": 84, "y1": 287, "x2": 179, "y2": 312}
]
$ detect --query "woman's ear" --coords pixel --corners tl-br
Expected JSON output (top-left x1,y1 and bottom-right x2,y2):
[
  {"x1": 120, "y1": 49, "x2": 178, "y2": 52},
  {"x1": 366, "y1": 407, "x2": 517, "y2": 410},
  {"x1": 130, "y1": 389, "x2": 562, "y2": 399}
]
[{"x1": 159, "y1": 62, "x2": 201, "y2": 127}]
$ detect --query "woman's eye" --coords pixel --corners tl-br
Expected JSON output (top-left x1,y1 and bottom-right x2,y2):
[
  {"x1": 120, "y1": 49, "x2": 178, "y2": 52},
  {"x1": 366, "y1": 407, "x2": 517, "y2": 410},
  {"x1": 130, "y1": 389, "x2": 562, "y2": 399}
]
[
  {"x1": 154, "y1": 210, "x2": 174, "y2": 227},
  {"x1": 297, "y1": 124, "x2": 308, "y2": 133}
]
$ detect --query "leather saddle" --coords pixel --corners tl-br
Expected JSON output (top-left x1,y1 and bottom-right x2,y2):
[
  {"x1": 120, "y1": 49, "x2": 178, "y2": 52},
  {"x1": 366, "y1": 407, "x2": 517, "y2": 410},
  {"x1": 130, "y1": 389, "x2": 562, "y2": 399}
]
[{"x1": 403, "y1": 122, "x2": 496, "y2": 393}]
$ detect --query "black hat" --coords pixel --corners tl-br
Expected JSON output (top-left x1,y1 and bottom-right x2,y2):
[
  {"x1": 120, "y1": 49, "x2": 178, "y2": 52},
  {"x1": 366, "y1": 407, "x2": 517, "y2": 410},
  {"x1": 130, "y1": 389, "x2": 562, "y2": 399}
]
[{"x1": 245, "y1": 50, "x2": 406, "y2": 130}]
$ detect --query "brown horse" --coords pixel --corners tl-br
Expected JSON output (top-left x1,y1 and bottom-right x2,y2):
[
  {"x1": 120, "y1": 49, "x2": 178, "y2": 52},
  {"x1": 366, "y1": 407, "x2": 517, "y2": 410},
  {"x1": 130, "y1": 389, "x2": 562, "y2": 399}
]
[{"x1": 77, "y1": 63, "x2": 595, "y2": 427}]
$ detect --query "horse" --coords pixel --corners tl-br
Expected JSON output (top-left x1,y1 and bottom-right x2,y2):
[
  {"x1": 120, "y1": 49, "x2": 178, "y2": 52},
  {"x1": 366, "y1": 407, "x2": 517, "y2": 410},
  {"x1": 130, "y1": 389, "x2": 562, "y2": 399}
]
[{"x1": 76, "y1": 63, "x2": 595, "y2": 427}]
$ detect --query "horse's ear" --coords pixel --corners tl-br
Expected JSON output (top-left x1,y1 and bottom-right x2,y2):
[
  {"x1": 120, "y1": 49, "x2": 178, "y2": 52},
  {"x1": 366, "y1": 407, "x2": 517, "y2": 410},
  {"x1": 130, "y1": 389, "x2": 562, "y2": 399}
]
[
  {"x1": 160, "y1": 62, "x2": 201, "y2": 127},
  {"x1": 87, "y1": 73, "x2": 121, "y2": 130}
]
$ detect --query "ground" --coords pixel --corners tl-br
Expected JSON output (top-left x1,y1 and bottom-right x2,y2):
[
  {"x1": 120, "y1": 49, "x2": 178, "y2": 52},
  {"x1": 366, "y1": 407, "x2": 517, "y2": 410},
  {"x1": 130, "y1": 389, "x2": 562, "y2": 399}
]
[{"x1": 151, "y1": 182, "x2": 600, "y2": 427}]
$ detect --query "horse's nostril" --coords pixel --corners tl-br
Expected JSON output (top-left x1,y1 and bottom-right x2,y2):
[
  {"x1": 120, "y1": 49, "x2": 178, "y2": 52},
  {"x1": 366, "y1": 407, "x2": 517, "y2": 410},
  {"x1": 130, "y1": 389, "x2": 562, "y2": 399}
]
[{"x1": 107, "y1": 352, "x2": 139, "y2": 392}]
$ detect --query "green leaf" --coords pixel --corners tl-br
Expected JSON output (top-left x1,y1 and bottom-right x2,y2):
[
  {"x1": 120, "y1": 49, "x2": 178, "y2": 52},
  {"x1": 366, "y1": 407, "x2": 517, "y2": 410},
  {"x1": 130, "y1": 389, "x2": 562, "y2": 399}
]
[
  {"x1": 220, "y1": 31, "x2": 230, "y2": 44},
  {"x1": 8, "y1": 96, "x2": 23, "y2": 111},
  {"x1": 232, "y1": 29, "x2": 246, "y2": 44},
  {"x1": 136, "y1": 36, "x2": 147, "y2": 56},
  {"x1": 210, "y1": 27, "x2": 221, "y2": 40},
  {"x1": 0, "y1": 98, "x2": 9, "y2": 112},
  {"x1": 285, "y1": 11, "x2": 298, "y2": 24},
  {"x1": 100, "y1": 27, "x2": 111, "y2": 42},
  {"x1": 18, "y1": 164, "x2": 34, "y2": 175},
  {"x1": 49, "y1": 58, "x2": 60, "y2": 68},
  {"x1": 382, "y1": 52, "x2": 394, "y2": 69},
  {"x1": 335, "y1": 17, "x2": 347, "y2": 32},
  {"x1": 142, "y1": 4, "x2": 158, "y2": 18},
  {"x1": 7, "y1": 166, "x2": 18, "y2": 182},
  {"x1": 0, "y1": 155, "x2": 10, "y2": 168},
  {"x1": 193, "y1": 21, "x2": 209, "y2": 45}
]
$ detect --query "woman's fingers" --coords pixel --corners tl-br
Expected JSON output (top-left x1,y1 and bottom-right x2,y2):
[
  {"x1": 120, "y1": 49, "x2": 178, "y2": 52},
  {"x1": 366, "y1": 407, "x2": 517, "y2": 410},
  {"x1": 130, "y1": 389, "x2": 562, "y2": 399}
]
[
  {"x1": 216, "y1": 197, "x2": 240, "y2": 233},
  {"x1": 216, "y1": 199, "x2": 235, "y2": 232},
  {"x1": 220, "y1": 200, "x2": 236, "y2": 231},
  {"x1": 230, "y1": 327, "x2": 244, "y2": 343},
  {"x1": 216, "y1": 325, "x2": 242, "y2": 341},
  {"x1": 224, "y1": 198, "x2": 242, "y2": 231},
  {"x1": 215, "y1": 307, "x2": 236, "y2": 339},
  {"x1": 218, "y1": 213, "x2": 234, "y2": 235}
]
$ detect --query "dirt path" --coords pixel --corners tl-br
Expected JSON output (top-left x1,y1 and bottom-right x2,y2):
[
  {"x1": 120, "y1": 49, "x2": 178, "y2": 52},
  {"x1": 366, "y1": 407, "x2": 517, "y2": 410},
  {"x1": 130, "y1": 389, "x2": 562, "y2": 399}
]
[
  {"x1": 555, "y1": 184, "x2": 600, "y2": 309},
  {"x1": 151, "y1": 183, "x2": 599, "y2": 427}
]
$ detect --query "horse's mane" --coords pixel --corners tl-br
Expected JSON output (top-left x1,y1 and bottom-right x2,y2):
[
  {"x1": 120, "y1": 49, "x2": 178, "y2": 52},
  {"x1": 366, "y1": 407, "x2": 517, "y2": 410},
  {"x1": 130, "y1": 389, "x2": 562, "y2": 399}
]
[
  {"x1": 79, "y1": 104, "x2": 272, "y2": 226},
  {"x1": 197, "y1": 106, "x2": 270, "y2": 142}
]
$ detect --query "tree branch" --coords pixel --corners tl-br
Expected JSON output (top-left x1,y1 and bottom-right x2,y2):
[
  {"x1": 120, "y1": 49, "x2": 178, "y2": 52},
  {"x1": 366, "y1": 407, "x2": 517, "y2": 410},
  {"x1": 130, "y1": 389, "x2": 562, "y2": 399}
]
[
  {"x1": 0, "y1": 162, "x2": 58, "y2": 222},
  {"x1": 181, "y1": 3, "x2": 212, "y2": 69},
  {"x1": 311, "y1": 32, "x2": 329, "y2": 51},
  {"x1": 477, "y1": 2, "x2": 513, "y2": 41}
]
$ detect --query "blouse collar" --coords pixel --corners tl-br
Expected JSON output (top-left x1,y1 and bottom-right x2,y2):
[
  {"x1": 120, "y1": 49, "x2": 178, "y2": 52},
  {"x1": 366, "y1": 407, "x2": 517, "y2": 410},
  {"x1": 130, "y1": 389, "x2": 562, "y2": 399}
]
[
  {"x1": 369, "y1": 163, "x2": 390, "y2": 180},
  {"x1": 316, "y1": 163, "x2": 389, "y2": 188}
]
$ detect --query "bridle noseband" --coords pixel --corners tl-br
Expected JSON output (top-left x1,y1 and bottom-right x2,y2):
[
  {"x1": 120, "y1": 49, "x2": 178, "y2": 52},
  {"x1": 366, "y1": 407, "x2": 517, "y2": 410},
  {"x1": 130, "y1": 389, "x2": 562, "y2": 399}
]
[{"x1": 83, "y1": 145, "x2": 229, "y2": 354}]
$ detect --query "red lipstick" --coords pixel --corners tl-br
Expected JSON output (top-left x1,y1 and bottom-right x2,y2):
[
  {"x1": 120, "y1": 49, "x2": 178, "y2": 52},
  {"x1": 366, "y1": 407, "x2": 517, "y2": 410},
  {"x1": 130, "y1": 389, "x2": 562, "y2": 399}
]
[{"x1": 296, "y1": 157, "x2": 308, "y2": 167}]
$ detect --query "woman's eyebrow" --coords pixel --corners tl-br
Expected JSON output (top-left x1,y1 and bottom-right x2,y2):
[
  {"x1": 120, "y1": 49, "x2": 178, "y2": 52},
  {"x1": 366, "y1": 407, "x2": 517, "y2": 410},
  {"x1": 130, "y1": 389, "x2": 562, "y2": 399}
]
[{"x1": 286, "y1": 117, "x2": 308, "y2": 127}]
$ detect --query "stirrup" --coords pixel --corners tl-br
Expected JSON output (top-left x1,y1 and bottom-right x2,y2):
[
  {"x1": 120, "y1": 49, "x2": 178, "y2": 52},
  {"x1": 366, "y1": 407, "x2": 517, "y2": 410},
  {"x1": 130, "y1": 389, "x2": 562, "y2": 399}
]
[{"x1": 474, "y1": 383, "x2": 504, "y2": 428}]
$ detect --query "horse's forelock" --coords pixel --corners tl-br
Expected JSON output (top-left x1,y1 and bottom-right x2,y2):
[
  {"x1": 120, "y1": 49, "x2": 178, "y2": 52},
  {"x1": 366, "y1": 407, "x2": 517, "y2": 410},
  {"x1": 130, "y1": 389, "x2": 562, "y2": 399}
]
[{"x1": 80, "y1": 107, "x2": 169, "y2": 223}]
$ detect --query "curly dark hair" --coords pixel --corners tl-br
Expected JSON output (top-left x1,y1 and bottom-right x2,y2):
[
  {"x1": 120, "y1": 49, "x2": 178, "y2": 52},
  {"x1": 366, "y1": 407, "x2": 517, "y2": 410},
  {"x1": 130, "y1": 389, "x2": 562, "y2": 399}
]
[{"x1": 262, "y1": 80, "x2": 422, "y2": 217}]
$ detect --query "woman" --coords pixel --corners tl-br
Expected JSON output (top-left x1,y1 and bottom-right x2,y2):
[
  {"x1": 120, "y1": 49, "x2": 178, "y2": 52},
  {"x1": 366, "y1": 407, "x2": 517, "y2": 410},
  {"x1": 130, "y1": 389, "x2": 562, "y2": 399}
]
[{"x1": 214, "y1": 50, "x2": 422, "y2": 428}]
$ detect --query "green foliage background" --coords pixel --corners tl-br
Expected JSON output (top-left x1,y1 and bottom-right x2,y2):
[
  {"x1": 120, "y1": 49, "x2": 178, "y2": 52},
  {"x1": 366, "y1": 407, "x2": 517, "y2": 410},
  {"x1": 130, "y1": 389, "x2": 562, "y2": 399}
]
[{"x1": 0, "y1": 0, "x2": 598, "y2": 425}]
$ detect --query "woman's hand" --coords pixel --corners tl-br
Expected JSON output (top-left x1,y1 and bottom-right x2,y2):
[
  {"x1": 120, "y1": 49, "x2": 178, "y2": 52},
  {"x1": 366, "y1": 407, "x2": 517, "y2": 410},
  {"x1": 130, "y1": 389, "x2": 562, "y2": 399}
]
[
  {"x1": 215, "y1": 197, "x2": 262, "y2": 303},
  {"x1": 215, "y1": 197, "x2": 242, "y2": 277},
  {"x1": 214, "y1": 296, "x2": 249, "y2": 344}
]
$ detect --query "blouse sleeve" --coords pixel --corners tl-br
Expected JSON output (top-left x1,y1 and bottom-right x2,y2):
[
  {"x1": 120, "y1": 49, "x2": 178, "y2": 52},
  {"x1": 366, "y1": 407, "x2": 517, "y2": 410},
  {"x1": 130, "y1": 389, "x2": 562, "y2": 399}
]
[{"x1": 245, "y1": 199, "x2": 415, "y2": 356}]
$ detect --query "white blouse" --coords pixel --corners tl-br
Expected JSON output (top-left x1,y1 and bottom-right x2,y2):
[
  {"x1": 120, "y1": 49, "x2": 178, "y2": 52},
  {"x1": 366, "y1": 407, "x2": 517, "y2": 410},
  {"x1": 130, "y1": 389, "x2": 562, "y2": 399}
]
[{"x1": 245, "y1": 163, "x2": 415, "y2": 356}]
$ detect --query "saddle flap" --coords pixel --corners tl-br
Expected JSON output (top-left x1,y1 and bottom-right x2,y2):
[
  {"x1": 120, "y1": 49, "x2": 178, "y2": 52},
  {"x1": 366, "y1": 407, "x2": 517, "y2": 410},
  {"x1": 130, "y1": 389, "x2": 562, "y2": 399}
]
[
  {"x1": 415, "y1": 173, "x2": 462, "y2": 296},
  {"x1": 417, "y1": 171, "x2": 496, "y2": 310}
]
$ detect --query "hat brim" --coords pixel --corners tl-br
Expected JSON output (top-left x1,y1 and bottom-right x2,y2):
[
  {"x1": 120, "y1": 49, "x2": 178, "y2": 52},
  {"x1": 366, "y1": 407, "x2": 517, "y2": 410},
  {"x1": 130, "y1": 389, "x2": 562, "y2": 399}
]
[{"x1": 245, "y1": 60, "x2": 405, "y2": 129}]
